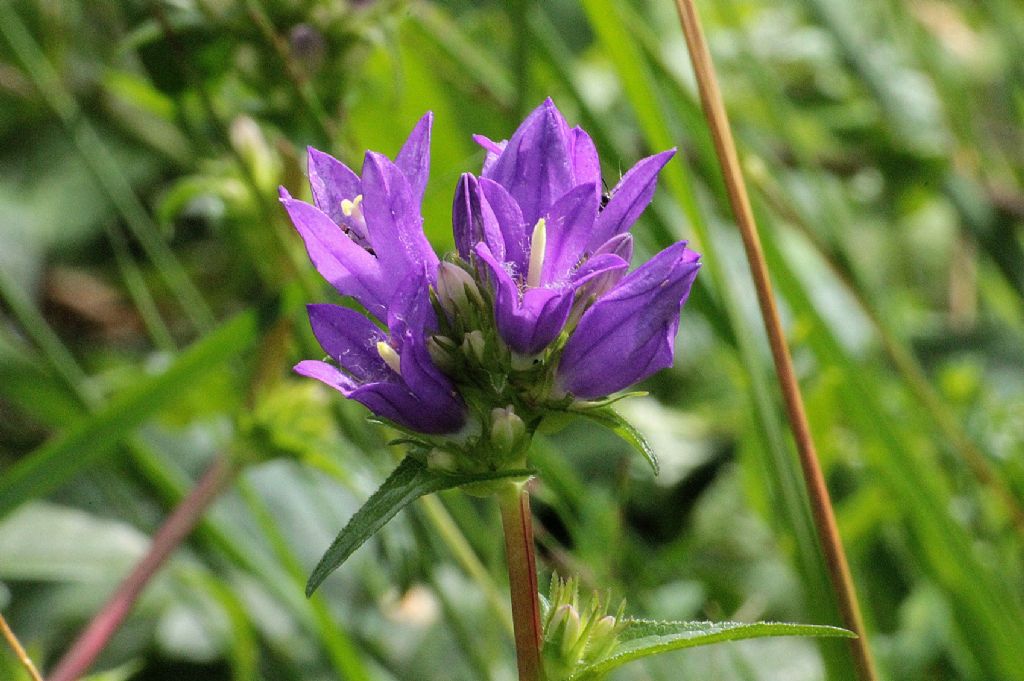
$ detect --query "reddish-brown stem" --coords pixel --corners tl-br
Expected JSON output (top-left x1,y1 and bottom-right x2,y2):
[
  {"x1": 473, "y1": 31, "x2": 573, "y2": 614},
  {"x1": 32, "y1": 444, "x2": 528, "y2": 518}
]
[
  {"x1": 498, "y1": 483, "x2": 544, "y2": 681},
  {"x1": 1, "y1": 611, "x2": 44, "y2": 681},
  {"x1": 48, "y1": 457, "x2": 237, "y2": 681},
  {"x1": 670, "y1": 2, "x2": 878, "y2": 681}
]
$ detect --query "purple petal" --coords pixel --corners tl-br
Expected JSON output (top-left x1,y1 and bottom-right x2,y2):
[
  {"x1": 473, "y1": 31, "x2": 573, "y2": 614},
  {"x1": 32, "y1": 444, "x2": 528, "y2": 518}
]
[
  {"x1": 484, "y1": 98, "x2": 574, "y2": 226},
  {"x1": 569, "y1": 127, "x2": 601, "y2": 199},
  {"x1": 397, "y1": 329, "x2": 465, "y2": 428},
  {"x1": 306, "y1": 304, "x2": 388, "y2": 382},
  {"x1": 395, "y1": 112, "x2": 432, "y2": 206},
  {"x1": 570, "y1": 253, "x2": 629, "y2": 298},
  {"x1": 280, "y1": 195, "x2": 388, "y2": 317},
  {"x1": 592, "y1": 233, "x2": 634, "y2": 264},
  {"x1": 476, "y1": 243, "x2": 573, "y2": 355},
  {"x1": 473, "y1": 134, "x2": 507, "y2": 175},
  {"x1": 361, "y1": 152, "x2": 439, "y2": 281},
  {"x1": 540, "y1": 183, "x2": 599, "y2": 286},
  {"x1": 589, "y1": 149, "x2": 676, "y2": 252},
  {"x1": 565, "y1": 253, "x2": 630, "y2": 328},
  {"x1": 349, "y1": 381, "x2": 463, "y2": 434},
  {"x1": 478, "y1": 178, "x2": 527, "y2": 275},
  {"x1": 453, "y1": 174, "x2": 505, "y2": 262},
  {"x1": 294, "y1": 359, "x2": 358, "y2": 393},
  {"x1": 307, "y1": 148, "x2": 362, "y2": 232},
  {"x1": 557, "y1": 241, "x2": 701, "y2": 398}
]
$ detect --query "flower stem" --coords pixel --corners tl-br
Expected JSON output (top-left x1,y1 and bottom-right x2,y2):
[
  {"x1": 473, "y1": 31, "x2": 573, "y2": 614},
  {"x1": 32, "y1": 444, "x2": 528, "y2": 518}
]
[
  {"x1": 48, "y1": 457, "x2": 237, "y2": 681},
  {"x1": 670, "y1": 2, "x2": 878, "y2": 680},
  {"x1": 498, "y1": 482, "x2": 544, "y2": 681},
  {"x1": 0, "y1": 611, "x2": 43, "y2": 681}
]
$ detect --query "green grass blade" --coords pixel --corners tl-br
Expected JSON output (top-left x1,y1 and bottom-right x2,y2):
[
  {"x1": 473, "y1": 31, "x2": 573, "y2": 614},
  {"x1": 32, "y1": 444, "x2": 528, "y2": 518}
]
[
  {"x1": 0, "y1": 309, "x2": 262, "y2": 519},
  {"x1": 578, "y1": 0, "x2": 849, "y2": 644},
  {"x1": 0, "y1": 4, "x2": 214, "y2": 332}
]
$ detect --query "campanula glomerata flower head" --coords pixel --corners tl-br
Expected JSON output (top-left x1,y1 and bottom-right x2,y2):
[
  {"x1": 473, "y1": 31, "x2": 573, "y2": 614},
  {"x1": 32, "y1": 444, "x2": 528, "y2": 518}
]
[{"x1": 283, "y1": 99, "x2": 700, "y2": 471}]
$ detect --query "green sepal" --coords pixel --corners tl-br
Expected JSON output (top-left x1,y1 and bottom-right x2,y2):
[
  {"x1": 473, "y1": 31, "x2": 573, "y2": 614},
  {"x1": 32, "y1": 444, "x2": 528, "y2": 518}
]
[
  {"x1": 573, "y1": 407, "x2": 659, "y2": 475},
  {"x1": 568, "y1": 619, "x2": 855, "y2": 680},
  {"x1": 305, "y1": 456, "x2": 534, "y2": 596}
]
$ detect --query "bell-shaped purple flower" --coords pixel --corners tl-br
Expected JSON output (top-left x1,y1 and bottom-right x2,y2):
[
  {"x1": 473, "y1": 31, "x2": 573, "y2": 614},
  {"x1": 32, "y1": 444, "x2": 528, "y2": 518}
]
[
  {"x1": 556, "y1": 242, "x2": 701, "y2": 399},
  {"x1": 281, "y1": 114, "x2": 439, "y2": 322},
  {"x1": 283, "y1": 115, "x2": 466, "y2": 434},
  {"x1": 455, "y1": 99, "x2": 678, "y2": 357},
  {"x1": 294, "y1": 277, "x2": 466, "y2": 435}
]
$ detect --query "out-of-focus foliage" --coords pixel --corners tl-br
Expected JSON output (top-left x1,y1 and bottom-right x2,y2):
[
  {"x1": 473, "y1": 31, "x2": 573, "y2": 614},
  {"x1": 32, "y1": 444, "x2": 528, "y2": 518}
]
[{"x1": 1, "y1": 0, "x2": 1023, "y2": 679}]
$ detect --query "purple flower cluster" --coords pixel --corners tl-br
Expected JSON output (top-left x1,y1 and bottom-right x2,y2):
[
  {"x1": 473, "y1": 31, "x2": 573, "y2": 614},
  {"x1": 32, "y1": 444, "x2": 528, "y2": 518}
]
[{"x1": 283, "y1": 99, "x2": 700, "y2": 446}]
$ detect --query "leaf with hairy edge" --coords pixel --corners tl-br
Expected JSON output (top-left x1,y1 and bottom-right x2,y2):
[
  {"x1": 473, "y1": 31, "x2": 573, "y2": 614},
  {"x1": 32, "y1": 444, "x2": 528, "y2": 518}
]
[
  {"x1": 306, "y1": 457, "x2": 533, "y2": 596},
  {"x1": 574, "y1": 407, "x2": 658, "y2": 475},
  {"x1": 570, "y1": 619, "x2": 855, "y2": 680}
]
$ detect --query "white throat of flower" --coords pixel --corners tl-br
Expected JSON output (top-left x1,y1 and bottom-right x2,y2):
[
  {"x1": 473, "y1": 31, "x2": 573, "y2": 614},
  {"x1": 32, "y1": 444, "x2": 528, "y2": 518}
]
[
  {"x1": 526, "y1": 217, "x2": 547, "y2": 289},
  {"x1": 376, "y1": 341, "x2": 402, "y2": 375}
]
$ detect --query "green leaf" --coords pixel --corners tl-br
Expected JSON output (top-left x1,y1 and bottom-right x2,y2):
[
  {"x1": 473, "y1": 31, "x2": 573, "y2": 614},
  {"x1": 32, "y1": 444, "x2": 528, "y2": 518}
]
[
  {"x1": 570, "y1": 619, "x2": 855, "y2": 680},
  {"x1": 305, "y1": 457, "x2": 533, "y2": 596},
  {"x1": 0, "y1": 309, "x2": 264, "y2": 520},
  {"x1": 573, "y1": 407, "x2": 659, "y2": 475}
]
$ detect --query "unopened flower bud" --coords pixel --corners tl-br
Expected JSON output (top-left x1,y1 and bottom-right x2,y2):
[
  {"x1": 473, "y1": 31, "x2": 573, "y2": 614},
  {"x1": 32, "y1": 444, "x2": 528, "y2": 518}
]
[
  {"x1": 427, "y1": 336, "x2": 457, "y2": 372},
  {"x1": 437, "y1": 262, "x2": 483, "y2": 316},
  {"x1": 426, "y1": 448, "x2": 457, "y2": 472},
  {"x1": 586, "y1": 615, "x2": 620, "y2": 661},
  {"x1": 461, "y1": 330, "x2": 487, "y2": 364},
  {"x1": 547, "y1": 603, "x2": 571, "y2": 638},
  {"x1": 560, "y1": 605, "x2": 583, "y2": 661},
  {"x1": 490, "y1": 405, "x2": 525, "y2": 456}
]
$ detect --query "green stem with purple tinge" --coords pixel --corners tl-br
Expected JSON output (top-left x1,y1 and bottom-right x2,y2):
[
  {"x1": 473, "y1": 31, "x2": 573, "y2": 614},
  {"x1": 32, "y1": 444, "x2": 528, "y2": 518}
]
[{"x1": 498, "y1": 482, "x2": 544, "y2": 681}]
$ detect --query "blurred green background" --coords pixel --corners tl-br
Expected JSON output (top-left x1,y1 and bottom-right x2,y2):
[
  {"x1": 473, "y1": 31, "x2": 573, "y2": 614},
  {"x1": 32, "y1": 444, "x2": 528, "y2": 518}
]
[{"x1": 1, "y1": 0, "x2": 1023, "y2": 679}]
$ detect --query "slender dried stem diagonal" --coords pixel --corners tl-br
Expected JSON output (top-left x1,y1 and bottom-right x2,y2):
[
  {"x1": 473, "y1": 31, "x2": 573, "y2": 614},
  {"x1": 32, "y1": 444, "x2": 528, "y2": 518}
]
[
  {"x1": 669, "y1": 2, "x2": 878, "y2": 680},
  {"x1": 0, "y1": 611, "x2": 44, "y2": 681}
]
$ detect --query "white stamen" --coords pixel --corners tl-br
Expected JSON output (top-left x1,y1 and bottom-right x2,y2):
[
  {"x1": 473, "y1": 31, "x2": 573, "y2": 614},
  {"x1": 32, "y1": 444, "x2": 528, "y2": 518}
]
[
  {"x1": 376, "y1": 341, "x2": 402, "y2": 375},
  {"x1": 526, "y1": 218, "x2": 547, "y2": 289},
  {"x1": 340, "y1": 194, "x2": 363, "y2": 218}
]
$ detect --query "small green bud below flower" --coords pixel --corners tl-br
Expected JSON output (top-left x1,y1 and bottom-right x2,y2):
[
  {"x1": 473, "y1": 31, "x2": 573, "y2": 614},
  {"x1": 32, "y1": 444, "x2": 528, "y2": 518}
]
[
  {"x1": 437, "y1": 262, "x2": 484, "y2": 316},
  {"x1": 490, "y1": 405, "x2": 526, "y2": 456},
  {"x1": 426, "y1": 336, "x2": 457, "y2": 372},
  {"x1": 461, "y1": 330, "x2": 487, "y2": 364},
  {"x1": 426, "y1": 448, "x2": 457, "y2": 472}
]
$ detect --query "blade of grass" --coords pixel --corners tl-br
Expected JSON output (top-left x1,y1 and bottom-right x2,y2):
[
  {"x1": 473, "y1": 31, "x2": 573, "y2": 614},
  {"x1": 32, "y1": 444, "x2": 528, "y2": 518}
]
[
  {"x1": 758, "y1": 216, "x2": 1024, "y2": 678},
  {"x1": 47, "y1": 457, "x2": 238, "y2": 681},
  {"x1": 0, "y1": 266, "x2": 102, "y2": 409},
  {"x1": 407, "y1": 3, "x2": 515, "y2": 112},
  {"x1": 0, "y1": 3, "x2": 214, "y2": 334},
  {"x1": 667, "y1": 1, "x2": 876, "y2": 679},
  {"x1": 239, "y1": 0, "x2": 335, "y2": 147},
  {"x1": 0, "y1": 309, "x2": 262, "y2": 519},
  {"x1": 573, "y1": 3, "x2": 855, "y2": 678},
  {"x1": 236, "y1": 478, "x2": 372, "y2": 681},
  {"x1": 103, "y1": 219, "x2": 177, "y2": 353}
]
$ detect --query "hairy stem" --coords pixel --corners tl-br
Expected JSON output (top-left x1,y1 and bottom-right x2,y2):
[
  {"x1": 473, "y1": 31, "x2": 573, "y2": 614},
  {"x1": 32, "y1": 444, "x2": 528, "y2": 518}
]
[
  {"x1": 670, "y1": 1, "x2": 878, "y2": 680},
  {"x1": 498, "y1": 482, "x2": 544, "y2": 681},
  {"x1": 48, "y1": 457, "x2": 237, "y2": 681},
  {"x1": 0, "y1": 611, "x2": 43, "y2": 681}
]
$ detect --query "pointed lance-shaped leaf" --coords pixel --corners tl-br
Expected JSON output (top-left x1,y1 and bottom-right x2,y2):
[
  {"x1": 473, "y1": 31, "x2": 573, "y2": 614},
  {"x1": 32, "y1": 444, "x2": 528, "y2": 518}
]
[{"x1": 305, "y1": 457, "x2": 534, "y2": 596}]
